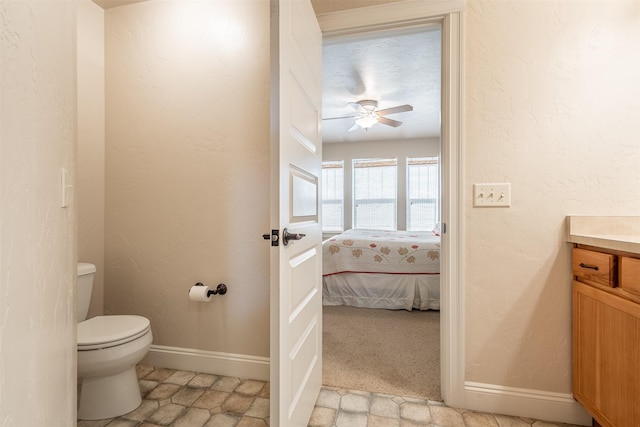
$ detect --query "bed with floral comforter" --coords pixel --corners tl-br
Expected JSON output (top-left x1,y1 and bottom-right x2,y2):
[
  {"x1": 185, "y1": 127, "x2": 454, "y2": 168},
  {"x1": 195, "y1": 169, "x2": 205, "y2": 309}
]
[{"x1": 322, "y1": 229, "x2": 440, "y2": 311}]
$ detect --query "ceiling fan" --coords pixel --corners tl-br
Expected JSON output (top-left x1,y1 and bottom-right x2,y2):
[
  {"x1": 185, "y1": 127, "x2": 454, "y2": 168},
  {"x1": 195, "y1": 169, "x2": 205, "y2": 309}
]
[{"x1": 323, "y1": 99, "x2": 414, "y2": 132}]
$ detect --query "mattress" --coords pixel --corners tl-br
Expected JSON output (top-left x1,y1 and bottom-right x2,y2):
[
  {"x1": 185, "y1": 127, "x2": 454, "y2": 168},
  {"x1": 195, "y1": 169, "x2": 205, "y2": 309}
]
[{"x1": 322, "y1": 229, "x2": 440, "y2": 311}]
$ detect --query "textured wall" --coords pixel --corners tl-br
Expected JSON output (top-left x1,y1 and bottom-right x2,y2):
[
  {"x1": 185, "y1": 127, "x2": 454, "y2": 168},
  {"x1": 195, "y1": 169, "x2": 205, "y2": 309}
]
[
  {"x1": 104, "y1": 0, "x2": 271, "y2": 357},
  {"x1": 0, "y1": 1, "x2": 78, "y2": 424},
  {"x1": 77, "y1": 0, "x2": 105, "y2": 319},
  {"x1": 464, "y1": 0, "x2": 640, "y2": 392}
]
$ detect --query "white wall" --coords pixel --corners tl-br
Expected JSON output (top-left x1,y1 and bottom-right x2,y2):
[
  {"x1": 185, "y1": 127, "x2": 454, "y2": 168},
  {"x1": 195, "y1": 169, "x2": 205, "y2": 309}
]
[
  {"x1": 464, "y1": 0, "x2": 640, "y2": 393},
  {"x1": 323, "y1": 137, "x2": 439, "y2": 231},
  {"x1": 104, "y1": 1, "x2": 271, "y2": 362},
  {"x1": 0, "y1": 1, "x2": 78, "y2": 425},
  {"x1": 77, "y1": 0, "x2": 105, "y2": 319}
]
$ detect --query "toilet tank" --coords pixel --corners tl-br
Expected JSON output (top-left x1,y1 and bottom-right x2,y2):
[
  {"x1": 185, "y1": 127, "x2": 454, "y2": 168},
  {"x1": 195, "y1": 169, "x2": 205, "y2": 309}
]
[{"x1": 77, "y1": 263, "x2": 96, "y2": 322}]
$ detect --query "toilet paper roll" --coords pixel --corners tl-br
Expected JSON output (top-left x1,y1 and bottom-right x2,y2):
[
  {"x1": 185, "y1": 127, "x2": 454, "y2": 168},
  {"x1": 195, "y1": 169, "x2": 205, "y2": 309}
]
[{"x1": 189, "y1": 285, "x2": 212, "y2": 302}]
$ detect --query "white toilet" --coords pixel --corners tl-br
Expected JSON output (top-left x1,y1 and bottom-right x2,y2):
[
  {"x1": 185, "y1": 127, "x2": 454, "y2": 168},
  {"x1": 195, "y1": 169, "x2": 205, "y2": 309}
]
[{"x1": 77, "y1": 262, "x2": 153, "y2": 420}]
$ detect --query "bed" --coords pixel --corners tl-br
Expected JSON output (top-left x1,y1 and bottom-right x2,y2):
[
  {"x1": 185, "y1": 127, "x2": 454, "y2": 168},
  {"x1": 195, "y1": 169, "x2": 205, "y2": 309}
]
[{"x1": 322, "y1": 229, "x2": 440, "y2": 311}]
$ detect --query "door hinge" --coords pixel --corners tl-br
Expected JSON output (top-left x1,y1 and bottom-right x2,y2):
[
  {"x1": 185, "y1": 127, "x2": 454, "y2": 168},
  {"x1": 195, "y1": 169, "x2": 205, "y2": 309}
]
[
  {"x1": 262, "y1": 229, "x2": 280, "y2": 246},
  {"x1": 442, "y1": 223, "x2": 447, "y2": 234}
]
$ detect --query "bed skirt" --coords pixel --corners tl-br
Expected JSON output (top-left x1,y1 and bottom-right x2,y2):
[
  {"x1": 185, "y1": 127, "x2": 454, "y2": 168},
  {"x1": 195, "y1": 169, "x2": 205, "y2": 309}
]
[{"x1": 322, "y1": 273, "x2": 440, "y2": 311}]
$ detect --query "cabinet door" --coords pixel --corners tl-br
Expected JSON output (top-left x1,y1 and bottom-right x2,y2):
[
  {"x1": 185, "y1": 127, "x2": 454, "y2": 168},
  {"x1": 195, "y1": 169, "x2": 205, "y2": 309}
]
[{"x1": 573, "y1": 281, "x2": 640, "y2": 427}]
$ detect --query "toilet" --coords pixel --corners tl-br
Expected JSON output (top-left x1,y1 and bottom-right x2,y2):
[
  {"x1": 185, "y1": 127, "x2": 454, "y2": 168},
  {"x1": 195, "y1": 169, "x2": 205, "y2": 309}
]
[{"x1": 77, "y1": 262, "x2": 153, "y2": 420}]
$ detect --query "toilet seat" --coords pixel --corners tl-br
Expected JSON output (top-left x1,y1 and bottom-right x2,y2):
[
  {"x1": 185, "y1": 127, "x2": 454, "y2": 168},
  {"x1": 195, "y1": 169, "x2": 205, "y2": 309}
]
[{"x1": 78, "y1": 315, "x2": 151, "y2": 351}]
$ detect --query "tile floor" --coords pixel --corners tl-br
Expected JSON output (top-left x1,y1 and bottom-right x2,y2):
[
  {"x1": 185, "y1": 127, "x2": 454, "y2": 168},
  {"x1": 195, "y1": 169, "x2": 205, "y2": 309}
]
[{"x1": 77, "y1": 365, "x2": 583, "y2": 427}]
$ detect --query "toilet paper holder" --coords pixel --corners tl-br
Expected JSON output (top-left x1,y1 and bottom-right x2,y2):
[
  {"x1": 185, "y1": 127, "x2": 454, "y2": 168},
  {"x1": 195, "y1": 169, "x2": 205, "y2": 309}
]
[{"x1": 194, "y1": 282, "x2": 227, "y2": 296}]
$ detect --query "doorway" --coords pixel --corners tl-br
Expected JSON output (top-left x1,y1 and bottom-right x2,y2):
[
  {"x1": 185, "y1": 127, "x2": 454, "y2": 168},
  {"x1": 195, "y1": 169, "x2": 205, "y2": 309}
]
[
  {"x1": 320, "y1": 23, "x2": 443, "y2": 401},
  {"x1": 314, "y1": 1, "x2": 465, "y2": 408}
]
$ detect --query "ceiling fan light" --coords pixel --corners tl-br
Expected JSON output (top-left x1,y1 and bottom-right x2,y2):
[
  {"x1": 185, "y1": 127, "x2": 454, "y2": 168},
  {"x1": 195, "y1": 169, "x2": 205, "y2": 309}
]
[
  {"x1": 355, "y1": 116, "x2": 378, "y2": 129},
  {"x1": 358, "y1": 99, "x2": 378, "y2": 112}
]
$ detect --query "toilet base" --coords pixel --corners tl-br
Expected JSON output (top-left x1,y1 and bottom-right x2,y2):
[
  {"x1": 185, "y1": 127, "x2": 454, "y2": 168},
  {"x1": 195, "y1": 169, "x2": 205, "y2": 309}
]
[{"x1": 78, "y1": 366, "x2": 142, "y2": 420}]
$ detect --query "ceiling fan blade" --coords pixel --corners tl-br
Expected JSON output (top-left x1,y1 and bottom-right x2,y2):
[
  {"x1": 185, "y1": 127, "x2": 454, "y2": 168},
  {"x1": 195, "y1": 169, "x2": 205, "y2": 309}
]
[
  {"x1": 322, "y1": 115, "x2": 359, "y2": 121},
  {"x1": 347, "y1": 123, "x2": 360, "y2": 132},
  {"x1": 378, "y1": 117, "x2": 402, "y2": 127},
  {"x1": 377, "y1": 104, "x2": 413, "y2": 116}
]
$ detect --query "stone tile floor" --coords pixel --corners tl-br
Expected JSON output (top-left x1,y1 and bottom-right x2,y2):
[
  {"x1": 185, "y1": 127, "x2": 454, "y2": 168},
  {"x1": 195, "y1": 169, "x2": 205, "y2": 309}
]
[{"x1": 77, "y1": 365, "x2": 584, "y2": 427}]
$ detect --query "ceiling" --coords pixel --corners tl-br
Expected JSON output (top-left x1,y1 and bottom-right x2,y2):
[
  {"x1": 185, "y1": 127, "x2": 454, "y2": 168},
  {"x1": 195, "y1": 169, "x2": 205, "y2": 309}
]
[{"x1": 322, "y1": 25, "x2": 442, "y2": 144}]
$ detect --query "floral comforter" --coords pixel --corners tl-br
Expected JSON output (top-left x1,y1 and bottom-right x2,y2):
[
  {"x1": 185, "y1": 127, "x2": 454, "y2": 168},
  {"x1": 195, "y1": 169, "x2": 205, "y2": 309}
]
[{"x1": 322, "y1": 229, "x2": 440, "y2": 276}]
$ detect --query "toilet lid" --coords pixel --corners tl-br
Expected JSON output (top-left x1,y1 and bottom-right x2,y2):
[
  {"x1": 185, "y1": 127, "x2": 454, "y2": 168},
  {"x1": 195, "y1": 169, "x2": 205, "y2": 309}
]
[{"x1": 78, "y1": 315, "x2": 150, "y2": 350}]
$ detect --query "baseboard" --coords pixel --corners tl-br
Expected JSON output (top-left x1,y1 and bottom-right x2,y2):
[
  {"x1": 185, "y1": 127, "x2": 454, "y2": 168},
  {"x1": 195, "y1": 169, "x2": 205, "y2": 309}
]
[
  {"x1": 464, "y1": 382, "x2": 592, "y2": 426},
  {"x1": 142, "y1": 346, "x2": 593, "y2": 425},
  {"x1": 142, "y1": 345, "x2": 270, "y2": 382}
]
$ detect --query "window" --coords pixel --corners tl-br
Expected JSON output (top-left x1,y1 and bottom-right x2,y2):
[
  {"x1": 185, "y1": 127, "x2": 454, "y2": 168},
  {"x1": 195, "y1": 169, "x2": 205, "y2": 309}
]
[
  {"x1": 321, "y1": 161, "x2": 344, "y2": 232},
  {"x1": 353, "y1": 158, "x2": 397, "y2": 230},
  {"x1": 407, "y1": 156, "x2": 439, "y2": 231}
]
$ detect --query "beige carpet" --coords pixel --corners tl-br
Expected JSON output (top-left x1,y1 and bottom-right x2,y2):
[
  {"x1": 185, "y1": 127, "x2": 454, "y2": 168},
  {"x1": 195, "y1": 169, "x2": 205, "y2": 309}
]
[{"x1": 322, "y1": 305, "x2": 441, "y2": 401}]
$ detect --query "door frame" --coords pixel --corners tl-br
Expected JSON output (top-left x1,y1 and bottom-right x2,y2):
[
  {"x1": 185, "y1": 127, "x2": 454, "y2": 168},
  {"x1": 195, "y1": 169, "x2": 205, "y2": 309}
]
[{"x1": 315, "y1": 0, "x2": 465, "y2": 407}]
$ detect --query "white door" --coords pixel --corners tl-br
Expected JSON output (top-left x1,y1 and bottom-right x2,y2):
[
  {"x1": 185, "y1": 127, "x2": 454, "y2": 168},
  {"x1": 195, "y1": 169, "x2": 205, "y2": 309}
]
[{"x1": 269, "y1": 0, "x2": 323, "y2": 426}]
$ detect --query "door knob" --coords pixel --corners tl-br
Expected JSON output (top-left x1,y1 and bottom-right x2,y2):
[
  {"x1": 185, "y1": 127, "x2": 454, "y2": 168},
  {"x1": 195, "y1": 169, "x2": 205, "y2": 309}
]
[{"x1": 282, "y1": 228, "x2": 305, "y2": 246}]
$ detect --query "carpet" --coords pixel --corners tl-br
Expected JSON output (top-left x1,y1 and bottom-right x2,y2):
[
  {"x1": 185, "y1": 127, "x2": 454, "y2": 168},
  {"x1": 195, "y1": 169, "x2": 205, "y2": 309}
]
[{"x1": 322, "y1": 305, "x2": 441, "y2": 401}]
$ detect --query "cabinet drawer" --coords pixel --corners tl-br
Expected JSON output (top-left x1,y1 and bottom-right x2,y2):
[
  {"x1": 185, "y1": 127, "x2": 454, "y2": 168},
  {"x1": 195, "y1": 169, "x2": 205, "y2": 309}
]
[
  {"x1": 573, "y1": 248, "x2": 615, "y2": 287},
  {"x1": 620, "y1": 257, "x2": 640, "y2": 296}
]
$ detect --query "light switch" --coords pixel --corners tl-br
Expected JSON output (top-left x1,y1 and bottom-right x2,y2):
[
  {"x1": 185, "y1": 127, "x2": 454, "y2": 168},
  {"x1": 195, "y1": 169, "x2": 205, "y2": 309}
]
[{"x1": 473, "y1": 183, "x2": 511, "y2": 207}]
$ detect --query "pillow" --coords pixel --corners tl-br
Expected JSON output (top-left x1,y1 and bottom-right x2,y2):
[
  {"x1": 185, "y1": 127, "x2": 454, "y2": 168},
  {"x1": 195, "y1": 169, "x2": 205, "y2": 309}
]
[{"x1": 432, "y1": 222, "x2": 441, "y2": 236}]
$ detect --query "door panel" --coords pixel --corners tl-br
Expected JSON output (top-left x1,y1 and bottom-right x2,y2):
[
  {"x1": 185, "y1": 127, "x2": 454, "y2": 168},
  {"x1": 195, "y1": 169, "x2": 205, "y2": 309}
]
[
  {"x1": 290, "y1": 78, "x2": 320, "y2": 147},
  {"x1": 290, "y1": 248, "x2": 319, "y2": 311},
  {"x1": 270, "y1": 0, "x2": 323, "y2": 426},
  {"x1": 289, "y1": 314, "x2": 321, "y2": 413},
  {"x1": 290, "y1": 167, "x2": 318, "y2": 221}
]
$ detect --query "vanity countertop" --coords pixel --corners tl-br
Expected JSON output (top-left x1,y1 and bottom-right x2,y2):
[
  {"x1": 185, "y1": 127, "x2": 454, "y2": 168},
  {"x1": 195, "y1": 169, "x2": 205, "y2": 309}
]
[{"x1": 567, "y1": 216, "x2": 640, "y2": 254}]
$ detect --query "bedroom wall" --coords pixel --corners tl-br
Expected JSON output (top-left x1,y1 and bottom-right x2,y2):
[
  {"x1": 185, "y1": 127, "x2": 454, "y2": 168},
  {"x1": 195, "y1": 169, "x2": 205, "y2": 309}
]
[
  {"x1": 104, "y1": 1, "x2": 271, "y2": 360},
  {"x1": 464, "y1": 0, "x2": 640, "y2": 393},
  {"x1": 323, "y1": 137, "x2": 439, "y2": 232}
]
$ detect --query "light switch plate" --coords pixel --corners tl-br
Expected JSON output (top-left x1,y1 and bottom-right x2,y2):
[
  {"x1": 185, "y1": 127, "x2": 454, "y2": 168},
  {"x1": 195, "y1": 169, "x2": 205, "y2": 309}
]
[{"x1": 473, "y1": 183, "x2": 511, "y2": 207}]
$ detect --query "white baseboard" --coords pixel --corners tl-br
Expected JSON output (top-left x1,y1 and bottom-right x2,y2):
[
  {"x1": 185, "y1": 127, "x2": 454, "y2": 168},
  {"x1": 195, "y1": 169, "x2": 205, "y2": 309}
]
[
  {"x1": 142, "y1": 347, "x2": 592, "y2": 425},
  {"x1": 142, "y1": 345, "x2": 270, "y2": 382},
  {"x1": 464, "y1": 382, "x2": 592, "y2": 426}
]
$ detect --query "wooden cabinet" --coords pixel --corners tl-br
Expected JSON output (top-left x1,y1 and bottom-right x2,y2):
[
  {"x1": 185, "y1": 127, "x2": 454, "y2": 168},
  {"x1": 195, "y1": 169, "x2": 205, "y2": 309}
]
[
  {"x1": 572, "y1": 246, "x2": 640, "y2": 427},
  {"x1": 620, "y1": 256, "x2": 640, "y2": 297},
  {"x1": 572, "y1": 248, "x2": 616, "y2": 287}
]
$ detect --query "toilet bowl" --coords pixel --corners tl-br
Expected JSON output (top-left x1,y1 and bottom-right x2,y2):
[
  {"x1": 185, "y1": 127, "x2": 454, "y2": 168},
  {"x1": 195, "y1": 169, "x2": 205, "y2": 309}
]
[{"x1": 77, "y1": 263, "x2": 153, "y2": 420}]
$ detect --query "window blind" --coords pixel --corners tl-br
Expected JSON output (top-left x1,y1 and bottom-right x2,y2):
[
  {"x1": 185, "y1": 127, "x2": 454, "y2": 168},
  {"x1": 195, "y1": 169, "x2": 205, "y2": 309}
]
[
  {"x1": 407, "y1": 156, "x2": 439, "y2": 231},
  {"x1": 321, "y1": 161, "x2": 344, "y2": 232},
  {"x1": 353, "y1": 158, "x2": 397, "y2": 231}
]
